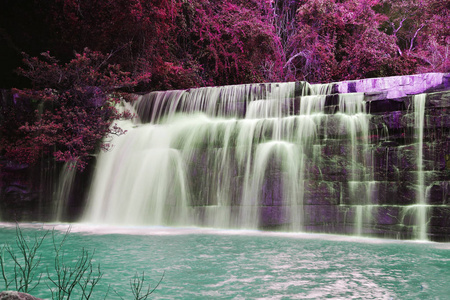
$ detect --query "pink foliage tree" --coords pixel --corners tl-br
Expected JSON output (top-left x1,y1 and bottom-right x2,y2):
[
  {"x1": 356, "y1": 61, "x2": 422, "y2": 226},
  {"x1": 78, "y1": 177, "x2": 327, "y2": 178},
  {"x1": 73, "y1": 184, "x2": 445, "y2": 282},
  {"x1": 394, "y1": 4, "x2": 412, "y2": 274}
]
[
  {"x1": 286, "y1": 0, "x2": 403, "y2": 82},
  {"x1": 4, "y1": 49, "x2": 149, "y2": 170},
  {"x1": 375, "y1": 0, "x2": 449, "y2": 73},
  {"x1": 176, "y1": 0, "x2": 284, "y2": 85}
]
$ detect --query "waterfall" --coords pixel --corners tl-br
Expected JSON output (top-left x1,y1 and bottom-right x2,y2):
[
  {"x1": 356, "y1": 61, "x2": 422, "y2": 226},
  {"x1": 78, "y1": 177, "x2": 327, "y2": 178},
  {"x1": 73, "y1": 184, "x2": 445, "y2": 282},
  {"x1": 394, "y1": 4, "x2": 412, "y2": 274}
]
[
  {"x1": 78, "y1": 74, "x2": 446, "y2": 239},
  {"x1": 413, "y1": 93, "x2": 428, "y2": 240},
  {"x1": 334, "y1": 93, "x2": 373, "y2": 235},
  {"x1": 82, "y1": 82, "x2": 337, "y2": 228},
  {"x1": 81, "y1": 81, "x2": 370, "y2": 229},
  {"x1": 53, "y1": 162, "x2": 77, "y2": 221}
]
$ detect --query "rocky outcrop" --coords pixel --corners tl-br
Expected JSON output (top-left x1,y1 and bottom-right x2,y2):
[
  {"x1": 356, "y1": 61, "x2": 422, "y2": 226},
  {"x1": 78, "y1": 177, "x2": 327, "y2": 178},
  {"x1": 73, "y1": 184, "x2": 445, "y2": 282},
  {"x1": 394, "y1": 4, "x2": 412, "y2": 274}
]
[
  {"x1": 0, "y1": 291, "x2": 43, "y2": 300},
  {"x1": 335, "y1": 73, "x2": 449, "y2": 97}
]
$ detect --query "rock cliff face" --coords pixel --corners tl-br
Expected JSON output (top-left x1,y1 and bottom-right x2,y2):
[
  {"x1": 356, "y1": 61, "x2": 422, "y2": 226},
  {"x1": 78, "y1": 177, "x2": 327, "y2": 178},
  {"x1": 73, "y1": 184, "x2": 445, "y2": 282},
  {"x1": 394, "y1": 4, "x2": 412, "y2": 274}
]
[{"x1": 1, "y1": 73, "x2": 449, "y2": 241}]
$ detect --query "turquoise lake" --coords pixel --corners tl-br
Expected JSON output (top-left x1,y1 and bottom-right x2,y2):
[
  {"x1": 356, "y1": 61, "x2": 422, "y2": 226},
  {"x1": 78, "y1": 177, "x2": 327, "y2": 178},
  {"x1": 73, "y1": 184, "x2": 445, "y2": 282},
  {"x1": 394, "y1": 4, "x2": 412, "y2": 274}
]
[{"x1": 1, "y1": 223, "x2": 449, "y2": 299}]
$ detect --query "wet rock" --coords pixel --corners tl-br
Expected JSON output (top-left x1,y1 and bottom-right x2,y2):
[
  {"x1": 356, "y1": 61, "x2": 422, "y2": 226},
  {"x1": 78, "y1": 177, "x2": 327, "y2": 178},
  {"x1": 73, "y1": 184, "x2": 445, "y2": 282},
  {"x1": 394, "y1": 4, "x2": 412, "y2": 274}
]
[
  {"x1": 0, "y1": 291, "x2": 43, "y2": 300},
  {"x1": 364, "y1": 91, "x2": 388, "y2": 102},
  {"x1": 366, "y1": 99, "x2": 405, "y2": 113},
  {"x1": 303, "y1": 205, "x2": 344, "y2": 226},
  {"x1": 260, "y1": 205, "x2": 289, "y2": 226},
  {"x1": 428, "y1": 91, "x2": 450, "y2": 107},
  {"x1": 428, "y1": 182, "x2": 450, "y2": 205},
  {"x1": 303, "y1": 181, "x2": 340, "y2": 205},
  {"x1": 337, "y1": 73, "x2": 446, "y2": 98}
]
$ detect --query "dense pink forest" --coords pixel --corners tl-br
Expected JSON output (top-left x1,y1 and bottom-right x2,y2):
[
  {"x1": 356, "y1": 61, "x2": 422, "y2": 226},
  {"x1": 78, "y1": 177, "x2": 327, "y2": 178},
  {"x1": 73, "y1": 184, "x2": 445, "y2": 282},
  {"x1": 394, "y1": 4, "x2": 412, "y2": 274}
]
[{"x1": 0, "y1": 0, "x2": 448, "y2": 169}]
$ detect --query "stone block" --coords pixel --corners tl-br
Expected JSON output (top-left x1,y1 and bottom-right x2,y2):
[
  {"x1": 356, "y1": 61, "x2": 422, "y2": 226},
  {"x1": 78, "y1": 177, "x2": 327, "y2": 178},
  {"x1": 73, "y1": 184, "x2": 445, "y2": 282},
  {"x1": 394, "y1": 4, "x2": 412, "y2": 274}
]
[
  {"x1": 427, "y1": 111, "x2": 450, "y2": 129},
  {"x1": 389, "y1": 182, "x2": 416, "y2": 205},
  {"x1": 366, "y1": 98, "x2": 405, "y2": 113},
  {"x1": 303, "y1": 205, "x2": 339, "y2": 224},
  {"x1": 342, "y1": 182, "x2": 417, "y2": 206},
  {"x1": 386, "y1": 146, "x2": 419, "y2": 172},
  {"x1": 260, "y1": 171, "x2": 283, "y2": 206},
  {"x1": 335, "y1": 74, "x2": 445, "y2": 97},
  {"x1": 372, "y1": 206, "x2": 402, "y2": 225},
  {"x1": 428, "y1": 91, "x2": 450, "y2": 108},
  {"x1": 303, "y1": 181, "x2": 340, "y2": 205},
  {"x1": 340, "y1": 182, "x2": 373, "y2": 205},
  {"x1": 427, "y1": 182, "x2": 450, "y2": 205},
  {"x1": 389, "y1": 111, "x2": 409, "y2": 130},
  {"x1": 313, "y1": 160, "x2": 350, "y2": 182},
  {"x1": 364, "y1": 91, "x2": 388, "y2": 102},
  {"x1": 260, "y1": 205, "x2": 289, "y2": 226},
  {"x1": 428, "y1": 212, "x2": 450, "y2": 241}
]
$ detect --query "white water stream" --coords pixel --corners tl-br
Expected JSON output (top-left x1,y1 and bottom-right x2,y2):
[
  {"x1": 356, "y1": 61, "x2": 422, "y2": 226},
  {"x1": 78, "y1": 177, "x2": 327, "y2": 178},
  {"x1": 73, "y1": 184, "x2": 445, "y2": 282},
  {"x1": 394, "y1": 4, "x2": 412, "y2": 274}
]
[
  {"x1": 81, "y1": 81, "x2": 375, "y2": 231},
  {"x1": 413, "y1": 93, "x2": 428, "y2": 240}
]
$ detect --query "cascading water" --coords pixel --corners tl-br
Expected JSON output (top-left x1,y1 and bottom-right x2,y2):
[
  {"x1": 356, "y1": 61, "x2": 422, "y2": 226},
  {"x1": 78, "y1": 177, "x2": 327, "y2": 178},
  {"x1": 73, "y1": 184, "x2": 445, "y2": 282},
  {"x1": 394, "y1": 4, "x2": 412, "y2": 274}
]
[
  {"x1": 413, "y1": 93, "x2": 428, "y2": 240},
  {"x1": 336, "y1": 93, "x2": 373, "y2": 235},
  {"x1": 76, "y1": 73, "x2": 449, "y2": 239},
  {"x1": 53, "y1": 162, "x2": 77, "y2": 221},
  {"x1": 3, "y1": 73, "x2": 448, "y2": 240},
  {"x1": 82, "y1": 80, "x2": 375, "y2": 231}
]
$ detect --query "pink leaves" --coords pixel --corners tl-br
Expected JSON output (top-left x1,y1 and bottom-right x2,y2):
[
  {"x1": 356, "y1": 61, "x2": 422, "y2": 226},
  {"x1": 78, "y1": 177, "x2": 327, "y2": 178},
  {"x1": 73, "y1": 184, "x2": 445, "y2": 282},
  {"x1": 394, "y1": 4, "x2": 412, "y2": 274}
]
[
  {"x1": 289, "y1": 0, "x2": 411, "y2": 82},
  {"x1": 182, "y1": 0, "x2": 283, "y2": 85},
  {"x1": 7, "y1": 49, "x2": 139, "y2": 171}
]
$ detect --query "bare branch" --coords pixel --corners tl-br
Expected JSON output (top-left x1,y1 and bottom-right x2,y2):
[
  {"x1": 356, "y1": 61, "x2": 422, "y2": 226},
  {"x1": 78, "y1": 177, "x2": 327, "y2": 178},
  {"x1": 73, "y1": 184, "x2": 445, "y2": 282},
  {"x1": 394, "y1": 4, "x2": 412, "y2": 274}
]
[
  {"x1": 391, "y1": 18, "x2": 406, "y2": 35},
  {"x1": 283, "y1": 51, "x2": 310, "y2": 70},
  {"x1": 409, "y1": 23, "x2": 425, "y2": 52}
]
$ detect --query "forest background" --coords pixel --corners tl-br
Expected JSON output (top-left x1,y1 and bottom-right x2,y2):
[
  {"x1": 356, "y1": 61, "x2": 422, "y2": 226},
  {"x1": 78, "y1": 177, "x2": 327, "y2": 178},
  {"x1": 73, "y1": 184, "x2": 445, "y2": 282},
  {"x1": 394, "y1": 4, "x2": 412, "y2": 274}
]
[{"x1": 0, "y1": 0, "x2": 448, "y2": 169}]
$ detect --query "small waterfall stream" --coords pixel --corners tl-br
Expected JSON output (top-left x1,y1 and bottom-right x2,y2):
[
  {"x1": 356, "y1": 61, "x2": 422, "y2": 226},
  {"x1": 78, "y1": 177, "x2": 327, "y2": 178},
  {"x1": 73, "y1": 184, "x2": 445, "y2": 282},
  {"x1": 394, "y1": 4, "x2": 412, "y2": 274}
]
[
  {"x1": 53, "y1": 162, "x2": 77, "y2": 221},
  {"x1": 413, "y1": 93, "x2": 428, "y2": 240}
]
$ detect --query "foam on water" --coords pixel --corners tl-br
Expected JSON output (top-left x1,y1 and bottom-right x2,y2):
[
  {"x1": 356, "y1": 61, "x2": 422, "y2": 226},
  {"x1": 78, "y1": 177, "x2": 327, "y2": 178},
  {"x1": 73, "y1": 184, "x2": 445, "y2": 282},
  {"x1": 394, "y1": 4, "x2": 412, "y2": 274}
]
[{"x1": 2, "y1": 222, "x2": 445, "y2": 247}]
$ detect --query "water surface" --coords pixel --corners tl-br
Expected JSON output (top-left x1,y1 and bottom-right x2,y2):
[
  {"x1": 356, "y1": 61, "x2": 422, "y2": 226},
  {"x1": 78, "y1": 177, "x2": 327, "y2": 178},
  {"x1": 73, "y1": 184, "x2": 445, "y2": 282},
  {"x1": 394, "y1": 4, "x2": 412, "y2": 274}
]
[{"x1": 1, "y1": 223, "x2": 449, "y2": 299}]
